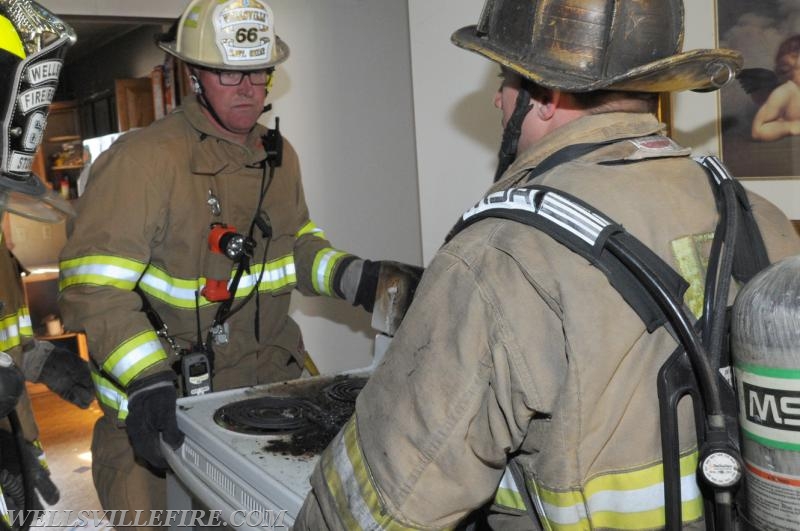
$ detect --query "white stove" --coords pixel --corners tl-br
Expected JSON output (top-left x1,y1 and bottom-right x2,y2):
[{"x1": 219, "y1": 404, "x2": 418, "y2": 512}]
[{"x1": 163, "y1": 371, "x2": 371, "y2": 529}]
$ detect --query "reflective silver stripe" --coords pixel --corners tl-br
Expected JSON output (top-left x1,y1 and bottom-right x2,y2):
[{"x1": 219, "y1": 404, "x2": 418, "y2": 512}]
[
  {"x1": 494, "y1": 466, "x2": 526, "y2": 510},
  {"x1": 108, "y1": 338, "x2": 162, "y2": 381},
  {"x1": 461, "y1": 188, "x2": 612, "y2": 246},
  {"x1": 60, "y1": 262, "x2": 141, "y2": 283},
  {"x1": 314, "y1": 249, "x2": 342, "y2": 295},
  {"x1": 538, "y1": 193, "x2": 609, "y2": 245},
  {"x1": 92, "y1": 372, "x2": 129, "y2": 419},
  {"x1": 330, "y1": 428, "x2": 382, "y2": 529},
  {"x1": 139, "y1": 271, "x2": 198, "y2": 302}
]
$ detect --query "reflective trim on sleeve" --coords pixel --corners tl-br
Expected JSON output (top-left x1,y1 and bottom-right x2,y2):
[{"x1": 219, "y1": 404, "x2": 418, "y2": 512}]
[
  {"x1": 320, "y1": 416, "x2": 443, "y2": 531},
  {"x1": 139, "y1": 266, "x2": 204, "y2": 309},
  {"x1": 312, "y1": 248, "x2": 348, "y2": 296},
  {"x1": 530, "y1": 451, "x2": 702, "y2": 530},
  {"x1": 59, "y1": 255, "x2": 146, "y2": 290},
  {"x1": 91, "y1": 370, "x2": 129, "y2": 420},
  {"x1": 0, "y1": 308, "x2": 32, "y2": 351},
  {"x1": 102, "y1": 330, "x2": 167, "y2": 387},
  {"x1": 297, "y1": 220, "x2": 327, "y2": 239},
  {"x1": 139, "y1": 258, "x2": 298, "y2": 309},
  {"x1": 494, "y1": 466, "x2": 526, "y2": 511}
]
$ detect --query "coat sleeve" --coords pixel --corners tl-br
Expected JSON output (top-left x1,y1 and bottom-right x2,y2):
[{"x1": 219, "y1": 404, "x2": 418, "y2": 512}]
[
  {"x1": 296, "y1": 238, "x2": 568, "y2": 529},
  {"x1": 58, "y1": 140, "x2": 173, "y2": 393},
  {"x1": 279, "y1": 141, "x2": 357, "y2": 299}
]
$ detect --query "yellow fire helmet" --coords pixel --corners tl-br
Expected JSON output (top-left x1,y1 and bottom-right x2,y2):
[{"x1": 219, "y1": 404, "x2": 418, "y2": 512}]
[
  {"x1": 452, "y1": 0, "x2": 742, "y2": 93},
  {"x1": 159, "y1": 0, "x2": 289, "y2": 71}
]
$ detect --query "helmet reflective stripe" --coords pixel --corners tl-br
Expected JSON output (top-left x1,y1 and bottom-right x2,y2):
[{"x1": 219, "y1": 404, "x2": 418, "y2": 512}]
[
  {"x1": 297, "y1": 220, "x2": 327, "y2": 239},
  {"x1": 0, "y1": 308, "x2": 32, "y2": 350},
  {"x1": 0, "y1": 15, "x2": 25, "y2": 59},
  {"x1": 312, "y1": 248, "x2": 348, "y2": 297},
  {"x1": 59, "y1": 255, "x2": 146, "y2": 291},
  {"x1": 494, "y1": 466, "x2": 526, "y2": 511},
  {"x1": 102, "y1": 330, "x2": 167, "y2": 387},
  {"x1": 91, "y1": 370, "x2": 129, "y2": 420},
  {"x1": 320, "y1": 417, "x2": 423, "y2": 530},
  {"x1": 531, "y1": 452, "x2": 703, "y2": 529}
]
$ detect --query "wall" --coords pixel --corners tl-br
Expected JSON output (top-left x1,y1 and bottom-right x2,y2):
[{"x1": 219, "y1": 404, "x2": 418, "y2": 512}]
[
  {"x1": 408, "y1": 0, "x2": 497, "y2": 263},
  {"x1": 39, "y1": 0, "x2": 422, "y2": 374}
]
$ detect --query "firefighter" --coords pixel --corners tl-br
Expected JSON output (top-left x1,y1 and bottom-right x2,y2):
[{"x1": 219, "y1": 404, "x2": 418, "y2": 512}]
[
  {"x1": 295, "y1": 0, "x2": 800, "y2": 529},
  {"x1": 57, "y1": 0, "x2": 420, "y2": 528},
  {"x1": 0, "y1": 0, "x2": 93, "y2": 524}
]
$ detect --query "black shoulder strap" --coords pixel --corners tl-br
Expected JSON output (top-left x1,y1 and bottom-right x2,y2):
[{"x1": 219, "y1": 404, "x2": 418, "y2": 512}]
[
  {"x1": 695, "y1": 156, "x2": 770, "y2": 282},
  {"x1": 448, "y1": 185, "x2": 688, "y2": 332}
]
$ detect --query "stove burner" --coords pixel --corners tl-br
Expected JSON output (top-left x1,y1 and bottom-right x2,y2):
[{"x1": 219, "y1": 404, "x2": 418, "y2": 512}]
[
  {"x1": 324, "y1": 378, "x2": 366, "y2": 403},
  {"x1": 214, "y1": 396, "x2": 317, "y2": 435}
]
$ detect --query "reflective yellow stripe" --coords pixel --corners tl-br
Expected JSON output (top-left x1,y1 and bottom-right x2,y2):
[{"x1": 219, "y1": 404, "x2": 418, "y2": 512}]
[
  {"x1": 494, "y1": 466, "x2": 526, "y2": 511},
  {"x1": 102, "y1": 330, "x2": 167, "y2": 387},
  {"x1": 0, "y1": 16, "x2": 25, "y2": 59},
  {"x1": 0, "y1": 308, "x2": 32, "y2": 350},
  {"x1": 59, "y1": 255, "x2": 146, "y2": 291},
  {"x1": 321, "y1": 417, "x2": 445, "y2": 530},
  {"x1": 531, "y1": 452, "x2": 702, "y2": 530},
  {"x1": 297, "y1": 220, "x2": 327, "y2": 239},
  {"x1": 91, "y1": 370, "x2": 129, "y2": 420},
  {"x1": 312, "y1": 248, "x2": 347, "y2": 296}
]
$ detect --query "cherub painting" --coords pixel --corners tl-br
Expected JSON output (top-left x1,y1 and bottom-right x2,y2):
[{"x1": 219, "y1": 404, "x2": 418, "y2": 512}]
[
  {"x1": 718, "y1": 0, "x2": 800, "y2": 178},
  {"x1": 742, "y1": 35, "x2": 800, "y2": 142}
]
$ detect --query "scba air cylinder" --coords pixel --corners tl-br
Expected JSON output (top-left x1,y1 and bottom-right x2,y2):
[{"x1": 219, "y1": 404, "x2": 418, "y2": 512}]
[{"x1": 732, "y1": 254, "x2": 800, "y2": 530}]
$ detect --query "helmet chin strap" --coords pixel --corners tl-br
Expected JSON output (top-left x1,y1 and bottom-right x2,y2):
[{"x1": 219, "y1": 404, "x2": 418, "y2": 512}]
[{"x1": 494, "y1": 88, "x2": 533, "y2": 182}]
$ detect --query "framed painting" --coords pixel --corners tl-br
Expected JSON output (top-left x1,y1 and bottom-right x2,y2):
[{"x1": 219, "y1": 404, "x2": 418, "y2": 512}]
[{"x1": 717, "y1": 0, "x2": 800, "y2": 179}]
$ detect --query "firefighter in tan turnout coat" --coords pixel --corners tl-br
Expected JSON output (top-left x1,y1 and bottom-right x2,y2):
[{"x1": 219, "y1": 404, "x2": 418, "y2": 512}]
[
  {"x1": 295, "y1": 0, "x2": 800, "y2": 529},
  {"x1": 57, "y1": 1, "x2": 417, "y2": 528}
]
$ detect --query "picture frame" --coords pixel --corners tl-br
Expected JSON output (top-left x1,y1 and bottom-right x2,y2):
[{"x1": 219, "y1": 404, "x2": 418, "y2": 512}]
[{"x1": 716, "y1": 0, "x2": 800, "y2": 180}]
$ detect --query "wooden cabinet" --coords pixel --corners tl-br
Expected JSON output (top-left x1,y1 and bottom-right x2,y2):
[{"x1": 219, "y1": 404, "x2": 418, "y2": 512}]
[{"x1": 33, "y1": 101, "x2": 83, "y2": 195}]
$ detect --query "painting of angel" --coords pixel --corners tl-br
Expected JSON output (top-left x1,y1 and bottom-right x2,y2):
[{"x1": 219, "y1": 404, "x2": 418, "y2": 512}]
[{"x1": 718, "y1": 0, "x2": 800, "y2": 178}]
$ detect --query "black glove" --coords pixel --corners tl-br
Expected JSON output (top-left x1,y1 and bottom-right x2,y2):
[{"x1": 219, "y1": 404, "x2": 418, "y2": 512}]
[
  {"x1": 125, "y1": 372, "x2": 184, "y2": 470},
  {"x1": 22, "y1": 341, "x2": 94, "y2": 409}
]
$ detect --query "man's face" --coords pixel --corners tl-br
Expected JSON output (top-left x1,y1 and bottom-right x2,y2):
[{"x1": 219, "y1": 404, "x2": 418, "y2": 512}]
[{"x1": 196, "y1": 68, "x2": 269, "y2": 137}]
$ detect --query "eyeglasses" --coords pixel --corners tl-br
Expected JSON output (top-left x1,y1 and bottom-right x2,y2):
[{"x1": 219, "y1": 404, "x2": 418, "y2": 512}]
[{"x1": 212, "y1": 68, "x2": 275, "y2": 87}]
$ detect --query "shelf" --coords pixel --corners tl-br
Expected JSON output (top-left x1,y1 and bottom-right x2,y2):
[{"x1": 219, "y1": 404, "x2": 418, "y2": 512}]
[{"x1": 47, "y1": 135, "x2": 81, "y2": 143}]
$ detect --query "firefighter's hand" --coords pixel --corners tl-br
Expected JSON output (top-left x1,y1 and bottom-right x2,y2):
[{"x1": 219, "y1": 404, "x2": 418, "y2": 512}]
[
  {"x1": 125, "y1": 372, "x2": 184, "y2": 470},
  {"x1": 21, "y1": 340, "x2": 94, "y2": 408}
]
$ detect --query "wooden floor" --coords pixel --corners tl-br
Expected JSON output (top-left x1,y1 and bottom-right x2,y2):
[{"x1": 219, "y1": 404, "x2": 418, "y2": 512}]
[{"x1": 27, "y1": 383, "x2": 104, "y2": 516}]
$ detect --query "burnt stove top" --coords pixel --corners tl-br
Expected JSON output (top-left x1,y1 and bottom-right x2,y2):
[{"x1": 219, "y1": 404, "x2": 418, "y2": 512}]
[
  {"x1": 162, "y1": 372, "x2": 369, "y2": 528},
  {"x1": 213, "y1": 375, "x2": 367, "y2": 455}
]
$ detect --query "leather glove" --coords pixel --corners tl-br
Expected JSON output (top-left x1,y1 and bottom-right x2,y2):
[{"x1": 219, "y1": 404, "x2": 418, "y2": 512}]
[
  {"x1": 21, "y1": 340, "x2": 94, "y2": 409},
  {"x1": 125, "y1": 372, "x2": 184, "y2": 470},
  {"x1": 337, "y1": 259, "x2": 424, "y2": 315}
]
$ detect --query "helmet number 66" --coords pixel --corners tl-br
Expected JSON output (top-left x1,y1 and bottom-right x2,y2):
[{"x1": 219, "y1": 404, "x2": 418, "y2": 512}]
[{"x1": 236, "y1": 28, "x2": 259, "y2": 43}]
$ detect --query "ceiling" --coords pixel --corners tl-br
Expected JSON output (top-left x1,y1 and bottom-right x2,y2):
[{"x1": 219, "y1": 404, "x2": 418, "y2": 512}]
[{"x1": 61, "y1": 16, "x2": 172, "y2": 65}]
